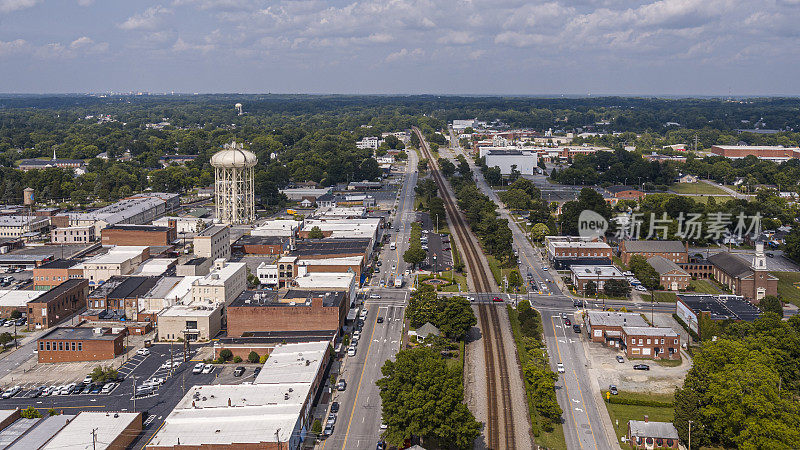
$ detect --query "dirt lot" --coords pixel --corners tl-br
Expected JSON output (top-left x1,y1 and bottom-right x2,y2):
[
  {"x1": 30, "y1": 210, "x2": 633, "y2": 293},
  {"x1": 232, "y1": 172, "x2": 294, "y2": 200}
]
[{"x1": 585, "y1": 313, "x2": 693, "y2": 395}]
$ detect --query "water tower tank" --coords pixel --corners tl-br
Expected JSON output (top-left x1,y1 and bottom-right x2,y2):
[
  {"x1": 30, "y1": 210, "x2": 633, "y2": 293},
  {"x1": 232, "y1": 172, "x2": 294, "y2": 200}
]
[{"x1": 23, "y1": 188, "x2": 35, "y2": 206}]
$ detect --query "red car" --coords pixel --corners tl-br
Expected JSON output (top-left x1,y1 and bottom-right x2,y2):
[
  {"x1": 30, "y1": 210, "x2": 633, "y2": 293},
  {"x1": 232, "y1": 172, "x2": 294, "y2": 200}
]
[
  {"x1": 565, "y1": 319, "x2": 571, "y2": 326},
  {"x1": 492, "y1": 297, "x2": 503, "y2": 302}
]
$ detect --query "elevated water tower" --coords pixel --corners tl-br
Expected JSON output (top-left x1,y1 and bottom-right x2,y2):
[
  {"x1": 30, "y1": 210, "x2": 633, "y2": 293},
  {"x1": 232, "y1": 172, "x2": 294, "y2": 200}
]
[{"x1": 210, "y1": 142, "x2": 257, "y2": 225}]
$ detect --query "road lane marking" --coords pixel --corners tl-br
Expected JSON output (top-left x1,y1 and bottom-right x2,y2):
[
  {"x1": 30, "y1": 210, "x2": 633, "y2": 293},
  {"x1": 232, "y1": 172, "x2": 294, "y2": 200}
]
[
  {"x1": 550, "y1": 315, "x2": 584, "y2": 450},
  {"x1": 341, "y1": 309, "x2": 380, "y2": 449}
]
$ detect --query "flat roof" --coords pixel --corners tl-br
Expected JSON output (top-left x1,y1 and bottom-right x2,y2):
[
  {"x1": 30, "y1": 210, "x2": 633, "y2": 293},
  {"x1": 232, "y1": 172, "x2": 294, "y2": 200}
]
[
  {"x1": 0, "y1": 215, "x2": 49, "y2": 226},
  {"x1": 588, "y1": 311, "x2": 649, "y2": 328},
  {"x1": 623, "y1": 240, "x2": 686, "y2": 254},
  {"x1": 231, "y1": 289, "x2": 344, "y2": 308},
  {"x1": 42, "y1": 412, "x2": 140, "y2": 450},
  {"x1": 81, "y1": 246, "x2": 148, "y2": 265},
  {"x1": 234, "y1": 235, "x2": 286, "y2": 246},
  {"x1": 0, "y1": 289, "x2": 43, "y2": 307},
  {"x1": 622, "y1": 326, "x2": 678, "y2": 337},
  {"x1": 570, "y1": 265, "x2": 624, "y2": 278},
  {"x1": 39, "y1": 327, "x2": 122, "y2": 341},
  {"x1": 37, "y1": 258, "x2": 81, "y2": 269},
  {"x1": 254, "y1": 341, "x2": 329, "y2": 385},
  {"x1": 105, "y1": 224, "x2": 172, "y2": 232},
  {"x1": 0, "y1": 418, "x2": 40, "y2": 447},
  {"x1": 677, "y1": 294, "x2": 762, "y2": 322},
  {"x1": 88, "y1": 276, "x2": 158, "y2": 299},
  {"x1": 194, "y1": 261, "x2": 245, "y2": 286},
  {"x1": 298, "y1": 256, "x2": 363, "y2": 266},
  {"x1": 551, "y1": 241, "x2": 611, "y2": 249},
  {"x1": 6, "y1": 415, "x2": 75, "y2": 450},
  {"x1": 293, "y1": 272, "x2": 354, "y2": 290},
  {"x1": 293, "y1": 238, "x2": 371, "y2": 256},
  {"x1": 197, "y1": 225, "x2": 227, "y2": 237},
  {"x1": 27, "y1": 278, "x2": 86, "y2": 305},
  {"x1": 182, "y1": 257, "x2": 208, "y2": 266}
]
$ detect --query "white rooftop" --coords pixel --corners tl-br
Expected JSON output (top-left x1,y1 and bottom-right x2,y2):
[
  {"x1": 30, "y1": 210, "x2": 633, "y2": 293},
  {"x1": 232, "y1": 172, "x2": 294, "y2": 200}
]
[
  {"x1": 80, "y1": 246, "x2": 148, "y2": 266},
  {"x1": 0, "y1": 216, "x2": 49, "y2": 227},
  {"x1": 551, "y1": 241, "x2": 611, "y2": 249},
  {"x1": 135, "y1": 258, "x2": 176, "y2": 276},
  {"x1": 0, "y1": 289, "x2": 43, "y2": 307},
  {"x1": 298, "y1": 256, "x2": 363, "y2": 266},
  {"x1": 194, "y1": 261, "x2": 245, "y2": 286},
  {"x1": 160, "y1": 301, "x2": 221, "y2": 318},
  {"x1": 150, "y1": 341, "x2": 329, "y2": 448},
  {"x1": 163, "y1": 276, "x2": 202, "y2": 303},
  {"x1": 42, "y1": 411, "x2": 141, "y2": 450},
  {"x1": 622, "y1": 326, "x2": 678, "y2": 337},
  {"x1": 294, "y1": 272, "x2": 354, "y2": 290},
  {"x1": 570, "y1": 265, "x2": 624, "y2": 278}
]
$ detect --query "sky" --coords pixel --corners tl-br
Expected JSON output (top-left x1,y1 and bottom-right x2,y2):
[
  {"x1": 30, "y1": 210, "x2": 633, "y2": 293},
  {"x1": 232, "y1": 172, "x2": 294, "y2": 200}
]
[{"x1": 1, "y1": 0, "x2": 799, "y2": 95}]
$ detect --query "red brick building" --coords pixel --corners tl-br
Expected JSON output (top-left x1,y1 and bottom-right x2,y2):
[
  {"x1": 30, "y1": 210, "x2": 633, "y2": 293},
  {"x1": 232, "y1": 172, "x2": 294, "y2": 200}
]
[
  {"x1": 620, "y1": 240, "x2": 688, "y2": 265},
  {"x1": 101, "y1": 224, "x2": 177, "y2": 247},
  {"x1": 587, "y1": 311, "x2": 649, "y2": 345},
  {"x1": 545, "y1": 236, "x2": 612, "y2": 269},
  {"x1": 231, "y1": 235, "x2": 288, "y2": 255},
  {"x1": 37, "y1": 326, "x2": 125, "y2": 363},
  {"x1": 605, "y1": 185, "x2": 646, "y2": 202},
  {"x1": 227, "y1": 289, "x2": 347, "y2": 337},
  {"x1": 710, "y1": 145, "x2": 800, "y2": 161},
  {"x1": 622, "y1": 326, "x2": 680, "y2": 360},
  {"x1": 647, "y1": 256, "x2": 691, "y2": 291},
  {"x1": 627, "y1": 420, "x2": 680, "y2": 449},
  {"x1": 708, "y1": 244, "x2": 777, "y2": 301},
  {"x1": 32, "y1": 258, "x2": 84, "y2": 290},
  {"x1": 27, "y1": 278, "x2": 89, "y2": 331}
]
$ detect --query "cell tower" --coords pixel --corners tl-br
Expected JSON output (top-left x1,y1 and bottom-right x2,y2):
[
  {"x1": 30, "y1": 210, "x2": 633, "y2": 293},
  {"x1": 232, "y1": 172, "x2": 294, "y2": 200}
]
[
  {"x1": 235, "y1": 103, "x2": 243, "y2": 116},
  {"x1": 211, "y1": 141, "x2": 257, "y2": 225}
]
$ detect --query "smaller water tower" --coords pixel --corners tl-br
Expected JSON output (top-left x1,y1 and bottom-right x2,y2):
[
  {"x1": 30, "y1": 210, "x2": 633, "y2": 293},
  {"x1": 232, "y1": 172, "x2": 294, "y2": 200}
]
[
  {"x1": 23, "y1": 187, "x2": 35, "y2": 206},
  {"x1": 235, "y1": 103, "x2": 243, "y2": 116}
]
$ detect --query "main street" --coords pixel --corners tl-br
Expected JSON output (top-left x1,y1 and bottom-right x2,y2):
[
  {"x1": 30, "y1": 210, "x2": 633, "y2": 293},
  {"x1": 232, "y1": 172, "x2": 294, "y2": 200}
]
[
  {"x1": 320, "y1": 145, "x2": 418, "y2": 449},
  {"x1": 448, "y1": 129, "x2": 616, "y2": 449}
]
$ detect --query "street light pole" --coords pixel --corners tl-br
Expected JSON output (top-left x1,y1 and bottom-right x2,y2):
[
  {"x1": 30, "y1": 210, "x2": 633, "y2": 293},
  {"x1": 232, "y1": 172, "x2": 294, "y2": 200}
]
[{"x1": 688, "y1": 420, "x2": 693, "y2": 450}]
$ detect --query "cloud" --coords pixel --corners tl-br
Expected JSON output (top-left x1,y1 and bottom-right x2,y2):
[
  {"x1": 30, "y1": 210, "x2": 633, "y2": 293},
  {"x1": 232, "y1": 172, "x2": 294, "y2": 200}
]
[
  {"x1": 172, "y1": 37, "x2": 215, "y2": 53},
  {"x1": 77, "y1": 0, "x2": 94, "y2": 5},
  {"x1": 0, "y1": 0, "x2": 39, "y2": 13},
  {"x1": 437, "y1": 31, "x2": 475, "y2": 45},
  {"x1": 385, "y1": 47, "x2": 424, "y2": 62},
  {"x1": 119, "y1": 5, "x2": 172, "y2": 30},
  {"x1": 0, "y1": 39, "x2": 28, "y2": 55},
  {"x1": 33, "y1": 37, "x2": 108, "y2": 58}
]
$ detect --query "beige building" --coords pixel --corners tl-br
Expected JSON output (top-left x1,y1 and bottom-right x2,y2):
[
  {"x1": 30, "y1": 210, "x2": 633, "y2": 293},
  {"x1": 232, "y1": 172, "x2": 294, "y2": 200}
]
[
  {"x1": 190, "y1": 259, "x2": 247, "y2": 305},
  {"x1": 78, "y1": 246, "x2": 150, "y2": 286},
  {"x1": 0, "y1": 215, "x2": 49, "y2": 238},
  {"x1": 193, "y1": 225, "x2": 230, "y2": 261},
  {"x1": 157, "y1": 300, "x2": 224, "y2": 342},
  {"x1": 51, "y1": 226, "x2": 95, "y2": 243}
]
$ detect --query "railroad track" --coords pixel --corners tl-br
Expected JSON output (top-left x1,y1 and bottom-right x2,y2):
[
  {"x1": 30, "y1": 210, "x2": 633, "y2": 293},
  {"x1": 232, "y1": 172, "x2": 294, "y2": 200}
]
[{"x1": 413, "y1": 127, "x2": 516, "y2": 449}]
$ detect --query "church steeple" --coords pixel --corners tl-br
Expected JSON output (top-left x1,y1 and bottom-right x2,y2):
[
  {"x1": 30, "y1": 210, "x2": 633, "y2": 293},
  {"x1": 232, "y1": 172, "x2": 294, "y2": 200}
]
[{"x1": 753, "y1": 242, "x2": 766, "y2": 272}]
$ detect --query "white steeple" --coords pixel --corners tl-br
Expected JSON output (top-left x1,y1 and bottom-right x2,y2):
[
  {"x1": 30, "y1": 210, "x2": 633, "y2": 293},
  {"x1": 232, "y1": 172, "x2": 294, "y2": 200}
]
[{"x1": 753, "y1": 242, "x2": 766, "y2": 271}]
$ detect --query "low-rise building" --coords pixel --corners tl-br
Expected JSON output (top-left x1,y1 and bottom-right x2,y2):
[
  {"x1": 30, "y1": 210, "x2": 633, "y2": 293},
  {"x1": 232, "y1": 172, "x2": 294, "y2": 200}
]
[
  {"x1": 78, "y1": 246, "x2": 150, "y2": 285},
  {"x1": 546, "y1": 236, "x2": 612, "y2": 269},
  {"x1": 586, "y1": 311, "x2": 649, "y2": 346},
  {"x1": 299, "y1": 218, "x2": 381, "y2": 243},
  {"x1": 298, "y1": 255, "x2": 364, "y2": 280},
  {"x1": 280, "y1": 187, "x2": 332, "y2": 201},
  {"x1": 148, "y1": 341, "x2": 328, "y2": 450},
  {"x1": 227, "y1": 289, "x2": 347, "y2": 337},
  {"x1": 570, "y1": 265, "x2": 626, "y2": 294},
  {"x1": 710, "y1": 145, "x2": 800, "y2": 161},
  {"x1": 37, "y1": 327, "x2": 125, "y2": 363},
  {"x1": 647, "y1": 256, "x2": 691, "y2": 291},
  {"x1": 51, "y1": 225, "x2": 95, "y2": 244},
  {"x1": 27, "y1": 279, "x2": 88, "y2": 330},
  {"x1": 622, "y1": 326, "x2": 680, "y2": 360},
  {"x1": 157, "y1": 300, "x2": 223, "y2": 342},
  {"x1": 152, "y1": 216, "x2": 212, "y2": 233},
  {"x1": 484, "y1": 149, "x2": 538, "y2": 175},
  {"x1": 620, "y1": 240, "x2": 688, "y2": 265},
  {"x1": 627, "y1": 419, "x2": 680, "y2": 449},
  {"x1": 605, "y1": 186, "x2": 645, "y2": 203},
  {"x1": 101, "y1": 224, "x2": 177, "y2": 247},
  {"x1": 85, "y1": 275, "x2": 159, "y2": 322},
  {"x1": 676, "y1": 294, "x2": 762, "y2": 339},
  {"x1": 707, "y1": 244, "x2": 777, "y2": 301},
  {"x1": 175, "y1": 257, "x2": 211, "y2": 276},
  {"x1": 190, "y1": 259, "x2": 247, "y2": 305},
  {"x1": 251, "y1": 219, "x2": 301, "y2": 238},
  {"x1": 32, "y1": 259, "x2": 84, "y2": 290},
  {"x1": 232, "y1": 235, "x2": 288, "y2": 255},
  {"x1": 0, "y1": 215, "x2": 49, "y2": 238},
  {"x1": 41, "y1": 411, "x2": 142, "y2": 450},
  {"x1": 193, "y1": 225, "x2": 230, "y2": 261},
  {"x1": 0, "y1": 290, "x2": 43, "y2": 318},
  {"x1": 293, "y1": 237, "x2": 373, "y2": 262}
]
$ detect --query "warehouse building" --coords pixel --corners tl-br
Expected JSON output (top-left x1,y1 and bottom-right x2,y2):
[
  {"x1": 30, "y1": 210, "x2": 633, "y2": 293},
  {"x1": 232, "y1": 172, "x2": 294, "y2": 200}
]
[
  {"x1": 37, "y1": 327, "x2": 125, "y2": 363},
  {"x1": 32, "y1": 259, "x2": 83, "y2": 290},
  {"x1": 227, "y1": 289, "x2": 347, "y2": 337},
  {"x1": 101, "y1": 224, "x2": 177, "y2": 247},
  {"x1": 484, "y1": 149, "x2": 538, "y2": 175},
  {"x1": 26, "y1": 278, "x2": 89, "y2": 330}
]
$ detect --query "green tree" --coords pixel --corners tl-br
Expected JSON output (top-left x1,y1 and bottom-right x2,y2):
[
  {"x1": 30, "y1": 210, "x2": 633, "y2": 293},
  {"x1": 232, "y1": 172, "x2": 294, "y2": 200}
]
[
  {"x1": 0, "y1": 332, "x2": 12, "y2": 347},
  {"x1": 9, "y1": 310, "x2": 21, "y2": 319},
  {"x1": 758, "y1": 295, "x2": 783, "y2": 318},
  {"x1": 523, "y1": 363, "x2": 563, "y2": 429},
  {"x1": 233, "y1": 355, "x2": 243, "y2": 363},
  {"x1": 377, "y1": 347, "x2": 481, "y2": 449},
  {"x1": 531, "y1": 223, "x2": 550, "y2": 242},
  {"x1": 499, "y1": 188, "x2": 533, "y2": 210},
  {"x1": 603, "y1": 279, "x2": 631, "y2": 297},
  {"x1": 248, "y1": 351, "x2": 260, "y2": 363},
  {"x1": 584, "y1": 280, "x2": 597, "y2": 296},
  {"x1": 507, "y1": 269, "x2": 523, "y2": 291},
  {"x1": 403, "y1": 246, "x2": 426, "y2": 269},
  {"x1": 437, "y1": 296, "x2": 476, "y2": 340},
  {"x1": 417, "y1": 158, "x2": 429, "y2": 174},
  {"x1": 484, "y1": 166, "x2": 502, "y2": 186},
  {"x1": 311, "y1": 419, "x2": 322, "y2": 435},
  {"x1": 219, "y1": 349, "x2": 233, "y2": 361},
  {"x1": 438, "y1": 157, "x2": 456, "y2": 177},
  {"x1": 307, "y1": 226, "x2": 324, "y2": 239},
  {"x1": 47, "y1": 408, "x2": 59, "y2": 417},
  {"x1": 628, "y1": 255, "x2": 661, "y2": 290},
  {"x1": 21, "y1": 406, "x2": 41, "y2": 419}
]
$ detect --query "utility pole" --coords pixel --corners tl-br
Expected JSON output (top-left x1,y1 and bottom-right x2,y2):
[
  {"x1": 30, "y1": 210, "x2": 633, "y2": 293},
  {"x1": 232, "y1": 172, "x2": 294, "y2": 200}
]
[
  {"x1": 132, "y1": 376, "x2": 136, "y2": 412},
  {"x1": 92, "y1": 428, "x2": 97, "y2": 450},
  {"x1": 688, "y1": 420, "x2": 693, "y2": 450},
  {"x1": 275, "y1": 428, "x2": 282, "y2": 450}
]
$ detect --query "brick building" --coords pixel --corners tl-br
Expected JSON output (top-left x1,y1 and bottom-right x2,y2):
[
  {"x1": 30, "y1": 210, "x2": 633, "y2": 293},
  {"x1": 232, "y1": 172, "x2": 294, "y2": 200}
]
[
  {"x1": 620, "y1": 240, "x2": 688, "y2": 265},
  {"x1": 570, "y1": 265, "x2": 626, "y2": 293},
  {"x1": 27, "y1": 278, "x2": 89, "y2": 330},
  {"x1": 647, "y1": 256, "x2": 691, "y2": 291},
  {"x1": 227, "y1": 289, "x2": 347, "y2": 337},
  {"x1": 605, "y1": 185, "x2": 646, "y2": 203},
  {"x1": 627, "y1": 420, "x2": 680, "y2": 449},
  {"x1": 32, "y1": 259, "x2": 84, "y2": 290},
  {"x1": 587, "y1": 311, "x2": 649, "y2": 345},
  {"x1": 37, "y1": 327, "x2": 125, "y2": 363},
  {"x1": 101, "y1": 224, "x2": 177, "y2": 247},
  {"x1": 545, "y1": 236, "x2": 612, "y2": 269},
  {"x1": 710, "y1": 145, "x2": 800, "y2": 161},
  {"x1": 622, "y1": 327, "x2": 680, "y2": 360},
  {"x1": 86, "y1": 276, "x2": 160, "y2": 322},
  {"x1": 707, "y1": 244, "x2": 777, "y2": 301},
  {"x1": 231, "y1": 235, "x2": 288, "y2": 255}
]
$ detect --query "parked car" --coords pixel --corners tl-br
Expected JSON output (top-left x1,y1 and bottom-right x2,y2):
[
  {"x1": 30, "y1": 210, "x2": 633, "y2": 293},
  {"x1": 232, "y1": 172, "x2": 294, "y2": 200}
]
[
  {"x1": 616, "y1": 355, "x2": 624, "y2": 363},
  {"x1": 609, "y1": 385, "x2": 618, "y2": 395},
  {"x1": 557, "y1": 363, "x2": 565, "y2": 374},
  {"x1": 492, "y1": 297, "x2": 503, "y2": 302},
  {"x1": 193, "y1": 363, "x2": 204, "y2": 374},
  {"x1": 101, "y1": 382, "x2": 117, "y2": 394},
  {"x1": 633, "y1": 364, "x2": 650, "y2": 371},
  {"x1": 565, "y1": 319, "x2": 571, "y2": 326},
  {"x1": 377, "y1": 316, "x2": 384, "y2": 323},
  {"x1": 323, "y1": 423, "x2": 334, "y2": 436},
  {"x1": 253, "y1": 367, "x2": 261, "y2": 376},
  {"x1": 369, "y1": 294, "x2": 381, "y2": 299},
  {"x1": 337, "y1": 380, "x2": 347, "y2": 391},
  {"x1": 348, "y1": 346, "x2": 357, "y2": 357},
  {"x1": 83, "y1": 375, "x2": 93, "y2": 384},
  {"x1": 330, "y1": 401, "x2": 340, "y2": 413},
  {"x1": 135, "y1": 385, "x2": 154, "y2": 397},
  {"x1": 573, "y1": 299, "x2": 584, "y2": 307},
  {"x1": 89, "y1": 384, "x2": 102, "y2": 394},
  {"x1": 572, "y1": 324, "x2": 581, "y2": 333},
  {"x1": 72, "y1": 385, "x2": 85, "y2": 395},
  {"x1": 30, "y1": 386, "x2": 45, "y2": 398},
  {"x1": 377, "y1": 442, "x2": 386, "y2": 450},
  {"x1": 233, "y1": 367, "x2": 246, "y2": 377},
  {"x1": 136, "y1": 348, "x2": 150, "y2": 356},
  {"x1": 1, "y1": 386, "x2": 20, "y2": 399},
  {"x1": 203, "y1": 364, "x2": 214, "y2": 374}
]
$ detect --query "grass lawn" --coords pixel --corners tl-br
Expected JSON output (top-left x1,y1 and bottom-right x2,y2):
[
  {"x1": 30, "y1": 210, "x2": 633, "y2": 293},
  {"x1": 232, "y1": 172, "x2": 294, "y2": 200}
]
[
  {"x1": 601, "y1": 391, "x2": 675, "y2": 440},
  {"x1": 771, "y1": 271, "x2": 800, "y2": 307},
  {"x1": 537, "y1": 424, "x2": 568, "y2": 450},
  {"x1": 670, "y1": 182, "x2": 726, "y2": 195},
  {"x1": 437, "y1": 270, "x2": 467, "y2": 292},
  {"x1": 689, "y1": 279, "x2": 722, "y2": 294},
  {"x1": 612, "y1": 256, "x2": 628, "y2": 271},
  {"x1": 652, "y1": 291, "x2": 677, "y2": 302},
  {"x1": 689, "y1": 195, "x2": 736, "y2": 204},
  {"x1": 486, "y1": 254, "x2": 525, "y2": 293}
]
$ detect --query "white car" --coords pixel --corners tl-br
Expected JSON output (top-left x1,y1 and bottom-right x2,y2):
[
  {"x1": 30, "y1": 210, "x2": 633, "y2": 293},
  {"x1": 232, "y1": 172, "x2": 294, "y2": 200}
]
[
  {"x1": 136, "y1": 348, "x2": 150, "y2": 356},
  {"x1": 352, "y1": 330, "x2": 361, "y2": 341},
  {"x1": 557, "y1": 363, "x2": 565, "y2": 374},
  {"x1": 83, "y1": 375, "x2": 93, "y2": 384},
  {"x1": 193, "y1": 363, "x2": 204, "y2": 374},
  {"x1": 347, "y1": 346, "x2": 356, "y2": 357},
  {"x1": 542, "y1": 267, "x2": 548, "y2": 271},
  {"x1": 202, "y1": 364, "x2": 214, "y2": 374},
  {"x1": 101, "y1": 382, "x2": 116, "y2": 394},
  {"x1": 369, "y1": 294, "x2": 381, "y2": 299}
]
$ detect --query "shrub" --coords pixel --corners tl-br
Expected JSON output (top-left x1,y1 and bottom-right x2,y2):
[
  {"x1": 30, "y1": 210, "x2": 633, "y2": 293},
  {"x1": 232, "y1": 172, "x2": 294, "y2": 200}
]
[
  {"x1": 607, "y1": 396, "x2": 673, "y2": 408},
  {"x1": 247, "y1": 351, "x2": 260, "y2": 363},
  {"x1": 259, "y1": 354, "x2": 268, "y2": 364},
  {"x1": 233, "y1": 356, "x2": 243, "y2": 363},
  {"x1": 311, "y1": 419, "x2": 322, "y2": 435},
  {"x1": 47, "y1": 408, "x2": 59, "y2": 416},
  {"x1": 219, "y1": 349, "x2": 233, "y2": 361},
  {"x1": 21, "y1": 406, "x2": 41, "y2": 419}
]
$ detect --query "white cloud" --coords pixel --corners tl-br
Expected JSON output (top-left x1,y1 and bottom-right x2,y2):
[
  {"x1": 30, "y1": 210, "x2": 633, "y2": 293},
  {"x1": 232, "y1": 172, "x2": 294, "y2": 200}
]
[
  {"x1": 77, "y1": 0, "x2": 94, "y2": 5},
  {"x1": 385, "y1": 47, "x2": 424, "y2": 62},
  {"x1": 33, "y1": 37, "x2": 108, "y2": 58},
  {"x1": 437, "y1": 31, "x2": 475, "y2": 45},
  {"x1": 172, "y1": 37, "x2": 215, "y2": 53},
  {"x1": 0, "y1": 39, "x2": 28, "y2": 55},
  {"x1": 119, "y1": 5, "x2": 172, "y2": 30},
  {"x1": 0, "y1": 0, "x2": 39, "y2": 13}
]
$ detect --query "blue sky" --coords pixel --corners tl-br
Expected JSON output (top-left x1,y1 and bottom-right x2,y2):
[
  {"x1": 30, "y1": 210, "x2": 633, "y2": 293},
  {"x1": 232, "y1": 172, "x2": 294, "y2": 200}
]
[{"x1": 1, "y1": 0, "x2": 799, "y2": 95}]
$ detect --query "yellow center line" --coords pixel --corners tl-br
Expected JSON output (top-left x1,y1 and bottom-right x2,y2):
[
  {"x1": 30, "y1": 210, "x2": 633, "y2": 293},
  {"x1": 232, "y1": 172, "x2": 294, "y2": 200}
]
[
  {"x1": 573, "y1": 367, "x2": 600, "y2": 447},
  {"x1": 140, "y1": 420, "x2": 165, "y2": 450},
  {"x1": 341, "y1": 309, "x2": 380, "y2": 449},
  {"x1": 550, "y1": 316, "x2": 584, "y2": 450}
]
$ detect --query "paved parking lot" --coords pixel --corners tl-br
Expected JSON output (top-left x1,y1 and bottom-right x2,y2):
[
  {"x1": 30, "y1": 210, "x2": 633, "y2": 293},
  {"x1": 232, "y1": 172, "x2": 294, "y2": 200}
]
[{"x1": 0, "y1": 342, "x2": 259, "y2": 448}]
